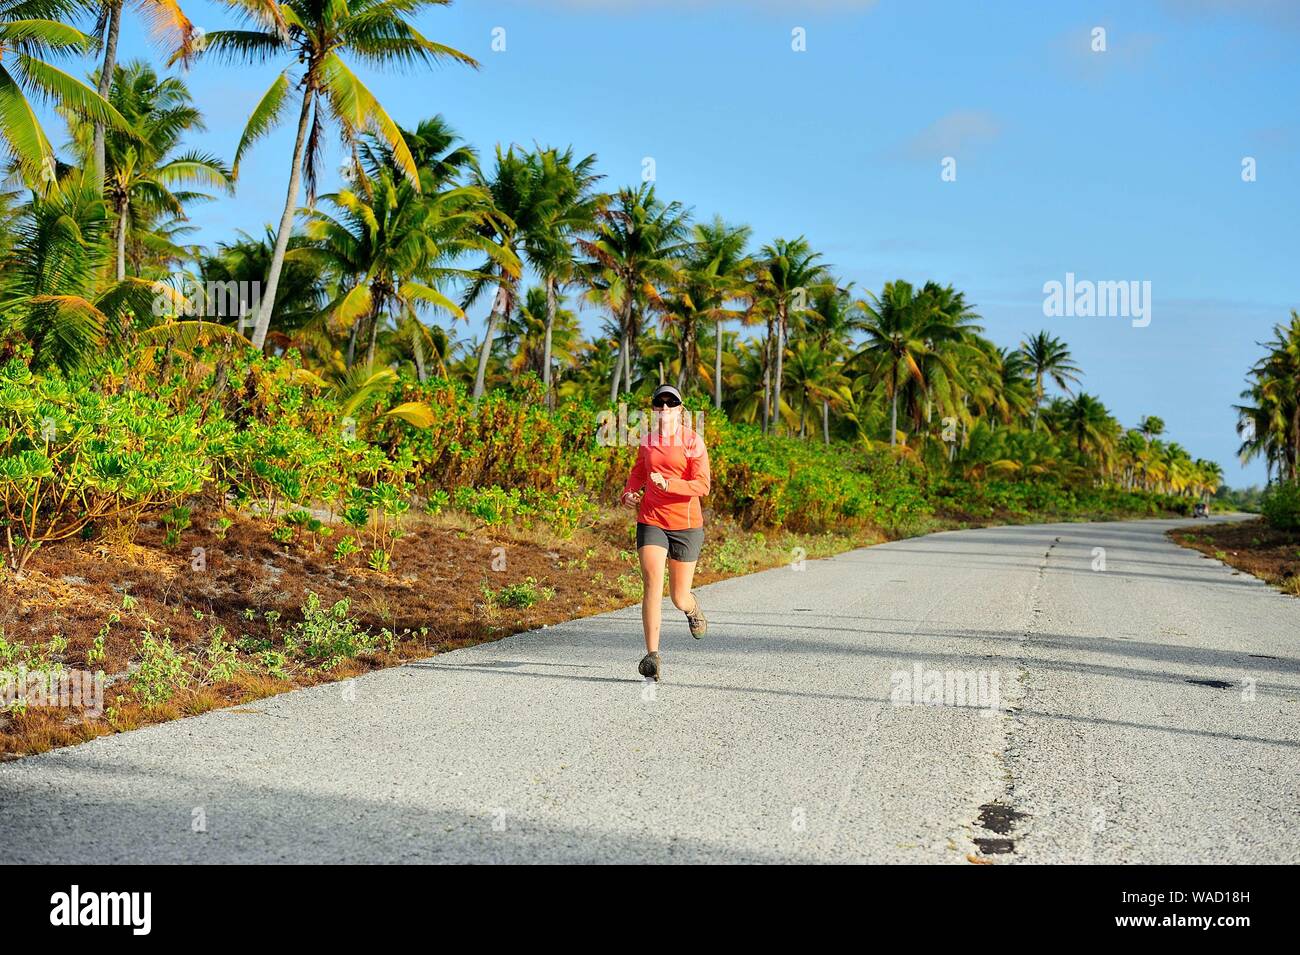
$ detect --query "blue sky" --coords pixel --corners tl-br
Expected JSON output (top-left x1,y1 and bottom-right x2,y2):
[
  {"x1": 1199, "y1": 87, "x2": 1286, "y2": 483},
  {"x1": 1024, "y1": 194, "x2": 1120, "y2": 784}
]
[{"x1": 91, "y1": 0, "x2": 1299, "y2": 485}]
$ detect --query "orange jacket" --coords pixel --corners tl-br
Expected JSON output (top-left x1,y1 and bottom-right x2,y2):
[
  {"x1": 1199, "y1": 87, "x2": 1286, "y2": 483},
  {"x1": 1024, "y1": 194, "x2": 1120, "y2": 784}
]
[{"x1": 622, "y1": 426, "x2": 711, "y2": 530}]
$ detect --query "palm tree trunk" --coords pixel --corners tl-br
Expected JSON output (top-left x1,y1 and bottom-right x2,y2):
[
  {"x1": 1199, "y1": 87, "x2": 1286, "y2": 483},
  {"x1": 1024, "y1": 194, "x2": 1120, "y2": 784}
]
[
  {"x1": 412, "y1": 322, "x2": 427, "y2": 383},
  {"x1": 761, "y1": 325, "x2": 772, "y2": 433},
  {"x1": 623, "y1": 331, "x2": 634, "y2": 396},
  {"x1": 889, "y1": 368, "x2": 899, "y2": 447},
  {"x1": 473, "y1": 282, "x2": 508, "y2": 400},
  {"x1": 772, "y1": 305, "x2": 786, "y2": 436},
  {"x1": 159, "y1": 338, "x2": 177, "y2": 384},
  {"x1": 542, "y1": 277, "x2": 557, "y2": 405},
  {"x1": 92, "y1": 1, "x2": 124, "y2": 186},
  {"x1": 115, "y1": 200, "x2": 128, "y2": 282},
  {"x1": 610, "y1": 329, "x2": 627, "y2": 405},
  {"x1": 251, "y1": 85, "x2": 315, "y2": 351},
  {"x1": 366, "y1": 307, "x2": 380, "y2": 367},
  {"x1": 762, "y1": 362, "x2": 771, "y2": 433},
  {"x1": 822, "y1": 400, "x2": 829, "y2": 445},
  {"x1": 714, "y1": 318, "x2": 723, "y2": 410},
  {"x1": 202, "y1": 337, "x2": 234, "y2": 426},
  {"x1": 346, "y1": 321, "x2": 358, "y2": 369},
  {"x1": 678, "y1": 313, "x2": 695, "y2": 392},
  {"x1": 1292, "y1": 406, "x2": 1300, "y2": 481}
]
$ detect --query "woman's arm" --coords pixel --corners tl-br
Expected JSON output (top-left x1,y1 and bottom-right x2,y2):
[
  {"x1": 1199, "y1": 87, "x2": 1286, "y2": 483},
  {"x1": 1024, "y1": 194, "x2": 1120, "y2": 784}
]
[
  {"x1": 666, "y1": 434, "x2": 710, "y2": 496},
  {"x1": 622, "y1": 443, "x2": 647, "y2": 496}
]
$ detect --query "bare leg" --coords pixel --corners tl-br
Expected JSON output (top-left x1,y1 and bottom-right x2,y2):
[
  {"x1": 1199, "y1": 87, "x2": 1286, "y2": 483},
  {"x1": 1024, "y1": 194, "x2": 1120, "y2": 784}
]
[
  {"x1": 668, "y1": 559, "x2": 699, "y2": 617},
  {"x1": 638, "y1": 544, "x2": 668, "y2": 653}
]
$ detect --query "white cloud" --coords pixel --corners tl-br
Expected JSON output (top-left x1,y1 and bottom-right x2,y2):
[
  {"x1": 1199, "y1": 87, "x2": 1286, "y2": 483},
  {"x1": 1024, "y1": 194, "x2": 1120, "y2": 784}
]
[
  {"x1": 895, "y1": 110, "x2": 1002, "y2": 161},
  {"x1": 1051, "y1": 25, "x2": 1163, "y2": 82}
]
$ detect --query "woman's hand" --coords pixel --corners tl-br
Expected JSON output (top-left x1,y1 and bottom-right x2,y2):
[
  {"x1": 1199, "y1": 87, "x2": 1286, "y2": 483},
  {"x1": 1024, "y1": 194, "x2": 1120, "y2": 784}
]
[
  {"x1": 621, "y1": 489, "x2": 643, "y2": 510},
  {"x1": 649, "y1": 471, "x2": 670, "y2": 491}
]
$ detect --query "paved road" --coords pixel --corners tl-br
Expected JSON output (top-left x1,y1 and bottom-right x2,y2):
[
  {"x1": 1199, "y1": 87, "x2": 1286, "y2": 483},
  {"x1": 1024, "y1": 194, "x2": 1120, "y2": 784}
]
[{"x1": 2, "y1": 518, "x2": 1297, "y2": 864}]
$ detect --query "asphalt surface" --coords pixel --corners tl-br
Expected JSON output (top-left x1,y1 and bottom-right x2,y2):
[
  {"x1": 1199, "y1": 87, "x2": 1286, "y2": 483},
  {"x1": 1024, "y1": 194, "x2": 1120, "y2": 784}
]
[{"x1": 1, "y1": 517, "x2": 1297, "y2": 864}]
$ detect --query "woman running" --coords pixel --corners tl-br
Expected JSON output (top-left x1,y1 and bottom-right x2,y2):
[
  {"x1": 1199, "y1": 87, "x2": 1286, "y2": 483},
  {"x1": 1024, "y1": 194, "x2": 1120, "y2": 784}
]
[{"x1": 620, "y1": 384, "x2": 710, "y2": 682}]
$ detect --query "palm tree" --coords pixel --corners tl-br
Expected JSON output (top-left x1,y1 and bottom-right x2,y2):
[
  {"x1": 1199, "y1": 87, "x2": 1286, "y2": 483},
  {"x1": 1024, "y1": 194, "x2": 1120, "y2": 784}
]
[
  {"x1": 352, "y1": 114, "x2": 494, "y2": 376},
  {"x1": 198, "y1": 0, "x2": 477, "y2": 352},
  {"x1": 88, "y1": 0, "x2": 197, "y2": 185},
  {"x1": 1020, "y1": 330, "x2": 1082, "y2": 426},
  {"x1": 579, "y1": 183, "x2": 691, "y2": 404},
  {"x1": 1051, "y1": 392, "x2": 1115, "y2": 460},
  {"x1": 295, "y1": 146, "x2": 508, "y2": 372},
  {"x1": 498, "y1": 285, "x2": 583, "y2": 381},
  {"x1": 724, "y1": 336, "x2": 768, "y2": 425},
  {"x1": 0, "y1": 175, "x2": 175, "y2": 371},
  {"x1": 520, "y1": 147, "x2": 602, "y2": 401},
  {"x1": 199, "y1": 227, "x2": 324, "y2": 341},
  {"x1": 630, "y1": 323, "x2": 679, "y2": 392},
  {"x1": 797, "y1": 282, "x2": 859, "y2": 442},
  {"x1": 1238, "y1": 311, "x2": 1300, "y2": 481},
  {"x1": 664, "y1": 216, "x2": 751, "y2": 405},
  {"x1": 0, "y1": 0, "x2": 128, "y2": 186},
  {"x1": 1158, "y1": 441, "x2": 1193, "y2": 494},
  {"x1": 1116, "y1": 429, "x2": 1148, "y2": 490},
  {"x1": 463, "y1": 145, "x2": 543, "y2": 400},
  {"x1": 900, "y1": 281, "x2": 983, "y2": 444},
  {"x1": 67, "y1": 61, "x2": 231, "y2": 281},
  {"x1": 1195, "y1": 459, "x2": 1223, "y2": 501},
  {"x1": 380, "y1": 115, "x2": 479, "y2": 188},
  {"x1": 1138, "y1": 415, "x2": 1165, "y2": 441},
  {"x1": 854, "y1": 280, "x2": 967, "y2": 447},
  {"x1": 964, "y1": 342, "x2": 1033, "y2": 428},
  {"x1": 839, "y1": 375, "x2": 889, "y2": 447},
  {"x1": 556, "y1": 330, "x2": 617, "y2": 405},
  {"x1": 1236, "y1": 386, "x2": 1284, "y2": 483},
  {"x1": 784, "y1": 338, "x2": 849, "y2": 440},
  {"x1": 752, "y1": 236, "x2": 829, "y2": 434}
]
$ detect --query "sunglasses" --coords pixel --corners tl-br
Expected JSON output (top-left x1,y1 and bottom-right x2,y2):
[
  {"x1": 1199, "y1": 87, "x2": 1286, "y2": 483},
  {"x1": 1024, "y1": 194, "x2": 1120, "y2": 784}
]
[{"x1": 652, "y1": 396, "x2": 682, "y2": 409}]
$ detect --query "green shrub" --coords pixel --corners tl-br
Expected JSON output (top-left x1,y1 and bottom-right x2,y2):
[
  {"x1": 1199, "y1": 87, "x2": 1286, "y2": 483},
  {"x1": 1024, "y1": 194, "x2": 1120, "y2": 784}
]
[
  {"x1": 161, "y1": 505, "x2": 192, "y2": 548},
  {"x1": 201, "y1": 626, "x2": 241, "y2": 684},
  {"x1": 131, "y1": 631, "x2": 189, "y2": 707},
  {"x1": 1261, "y1": 481, "x2": 1300, "y2": 530},
  {"x1": 286, "y1": 593, "x2": 391, "y2": 668},
  {"x1": 333, "y1": 535, "x2": 360, "y2": 563},
  {"x1": 0, "y1": 361, "x2": 223, "y2": 573},
  {"x1": 483, "y1": 577, "x2": 556, "y2": 610}
]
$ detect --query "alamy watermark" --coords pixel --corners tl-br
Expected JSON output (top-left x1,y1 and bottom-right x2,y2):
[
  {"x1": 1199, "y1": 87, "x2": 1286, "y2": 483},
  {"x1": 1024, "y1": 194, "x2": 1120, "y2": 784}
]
[
  {"x1": 1042, "y1": 272, "x2": 1151, "y2": 328},
  {"x1": 152, "y1": 273, "x2": 262, "y2": 326},
  {"x1": 49, "y1": 886, "x2": 151, "y2": 935},
  {"x1": 890, "y1": 663, "x2": 1001, "y2": 716},
  {"x1": 596, "y1": 403, "x2": 706, "y2": 450},
  {"x1": 1, "y1": 666, "x2": 105, "y2": 716}
]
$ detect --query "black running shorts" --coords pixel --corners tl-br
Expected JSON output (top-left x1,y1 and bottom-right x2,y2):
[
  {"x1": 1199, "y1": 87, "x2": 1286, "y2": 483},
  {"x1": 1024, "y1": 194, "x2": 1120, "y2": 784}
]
[{"x1": 635, "y1": 522, "x2": 704, "y2": 562}]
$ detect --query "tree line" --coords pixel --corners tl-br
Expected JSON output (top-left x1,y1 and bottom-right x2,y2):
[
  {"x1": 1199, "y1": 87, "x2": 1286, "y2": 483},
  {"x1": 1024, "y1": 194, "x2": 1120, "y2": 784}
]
[{"x1": 0, "y1": 0, "x2": 1225, "y2": 499}]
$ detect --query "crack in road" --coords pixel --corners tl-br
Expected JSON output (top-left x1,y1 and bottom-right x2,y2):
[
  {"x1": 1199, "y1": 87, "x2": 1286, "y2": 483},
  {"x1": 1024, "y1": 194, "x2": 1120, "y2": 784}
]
[{"x1": 970, "y1": 536, "x2": 1059, "y2": 860}]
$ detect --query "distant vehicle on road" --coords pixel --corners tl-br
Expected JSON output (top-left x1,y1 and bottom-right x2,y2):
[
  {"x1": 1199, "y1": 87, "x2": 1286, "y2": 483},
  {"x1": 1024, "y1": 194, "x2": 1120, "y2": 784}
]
[{"x1": 1193, "y1": 502, "x2": 1210, "y2": 518}]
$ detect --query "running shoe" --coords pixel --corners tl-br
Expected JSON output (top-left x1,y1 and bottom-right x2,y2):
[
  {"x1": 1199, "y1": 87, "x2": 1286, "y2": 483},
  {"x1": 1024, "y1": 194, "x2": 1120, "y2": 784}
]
[
  {"x1": 686, "y1": 597, "x2": 707, "y2": 639},
  {"x1": 638, "y1": 651, "x2": 661, "y2": 681}
]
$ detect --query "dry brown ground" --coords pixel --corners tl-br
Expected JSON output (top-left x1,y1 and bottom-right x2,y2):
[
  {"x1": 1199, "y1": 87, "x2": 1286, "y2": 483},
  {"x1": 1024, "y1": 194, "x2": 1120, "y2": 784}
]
[{"x1": 1170, "y1": 518, "x2": 1300, "y2": 597}]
